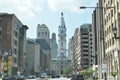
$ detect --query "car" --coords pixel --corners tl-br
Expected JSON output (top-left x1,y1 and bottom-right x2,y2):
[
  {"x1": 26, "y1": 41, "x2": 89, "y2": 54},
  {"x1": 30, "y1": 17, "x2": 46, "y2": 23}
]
[
  {"x1": 16, "y1": 75, "x2": 26, "y2": 80},
  {"x1": 2, "y1": 75, "x2": 17, "y2": 80},
  {"x1": 27, "y1": 75, "x2": 36, "y2": 79},
  {"x1": 40, "y1": 73, "x2": 48, "y2": 78},
  {"x1": 2, "y1": 75, "x2": 11, "y2": 80},
  {"x1": 71, "y1": 74, "x2": 84, "y2": 80},
  {"x1": 51, "y1": 74, "x2": 60, "y2": 78},
  {"x1": 10, "y1": 75, "x2": 17, "y2": 80}
]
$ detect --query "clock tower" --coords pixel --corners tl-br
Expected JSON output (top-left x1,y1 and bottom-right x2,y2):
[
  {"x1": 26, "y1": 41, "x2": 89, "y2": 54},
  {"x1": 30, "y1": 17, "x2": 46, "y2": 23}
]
[
  {"x1": 57, "y1": 12, "x2": 68, "y2": 75},
  {"x1": 58, "y1": 12, "x2": 67, "y2": 57}
]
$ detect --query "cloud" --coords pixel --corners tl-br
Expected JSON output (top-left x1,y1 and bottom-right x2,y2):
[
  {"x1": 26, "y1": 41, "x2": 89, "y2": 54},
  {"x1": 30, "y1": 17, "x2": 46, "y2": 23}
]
[
  {"x1": 0, "y1": 0, "x2": 44, "y2": 19},
  {"x1": 48, "y1": 0, "x2": 97, "y2": 12}
]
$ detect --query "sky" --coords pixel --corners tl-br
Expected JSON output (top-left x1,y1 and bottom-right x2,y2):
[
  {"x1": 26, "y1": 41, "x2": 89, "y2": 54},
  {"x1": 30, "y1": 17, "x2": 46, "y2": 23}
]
[{"x1": 0, "y1": 0, "x2": 98, "y2": 42}]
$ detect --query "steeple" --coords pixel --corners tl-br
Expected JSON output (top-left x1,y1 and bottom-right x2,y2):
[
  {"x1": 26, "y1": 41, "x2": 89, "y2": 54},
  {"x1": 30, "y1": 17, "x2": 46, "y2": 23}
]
[
  {"x1": 60, "y1": 12, "x2": 66, "y2": 29},
  {"x1": 57, "y1": 12, "x2": 68, "y2": 75}
]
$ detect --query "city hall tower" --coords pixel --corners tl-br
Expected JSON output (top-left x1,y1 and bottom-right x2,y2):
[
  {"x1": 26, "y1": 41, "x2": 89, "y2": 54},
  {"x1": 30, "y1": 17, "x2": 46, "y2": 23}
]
[{"x1": 56, "y1": 12, "x2": 69, "y2": 75}]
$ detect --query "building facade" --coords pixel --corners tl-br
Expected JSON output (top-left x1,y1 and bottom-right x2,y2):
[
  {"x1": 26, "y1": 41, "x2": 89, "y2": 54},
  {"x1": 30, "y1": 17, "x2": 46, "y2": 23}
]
[
  {"x1": 71, "y1": 24, "x2": 95, "y2": 73},
  {"x1": 36, "y1": 24, "x2": 51, "y2": 74},
  {"x1": 50, "y1": 33, "x2": 58, "y2": 75},
  {"x1": 37, "y1": 24, "x2": 50, "y2": 44},
  {"x1": 26, "y1": 38, "x2": 37, "y2": 75},
  {"x1": 102, "y1": 0, "x2": 120, "y2": 79},
  {"x1": 0, "y1": 13, "x2": 28, "y2": 75}
]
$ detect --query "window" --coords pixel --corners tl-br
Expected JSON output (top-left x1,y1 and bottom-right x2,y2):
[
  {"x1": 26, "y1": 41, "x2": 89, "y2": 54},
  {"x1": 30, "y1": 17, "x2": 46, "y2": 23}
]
[
  {"x1": 104, "y1": 8, "x2": 106, "y2": 14},
  {"x1": 90, "y1": 34, "x2": 92, "y2": 36},
  {"x1": 90, "y1": 47, "x2": 92, "y2": 49},
  {"x1": 38, "y1": 32, "x2": 41, "y2": 36},
  {"x1": 0, "y1": 32, "x2": 1, "y2": 36},
  {"x1": 83, "y1": 45, "x2": 88, "y2": 48},
  {"x1": 90, "y1": 43, "x2": 92, "y2": 45},
  {"x1": 105, "y1": 31, "x2": 107, "y2": 36},
  {"x1": 83, "y1": 50, "x2": 88, "y2": 52},
  {"x1": 112, "y1": 23, "x2": 114, "y2": 28},
  {"x1": 0, "y1": 19, "x2": 2, "y2": 27},
  {"x1": 107, "y1": 16, "x2": 109, "y2": 22},
  {"x1": 14, "y1": 48, "x2": 17, "y2": 54},
  {"x1": 61, "y1": 31, "x2": 63, "y2": 33},
  {"x1": 14, "y1": 39, "x2": 17, "y2": 46},
  {"x1": 61, "y1": 42, "x2": 63, "y2": 46},
  {"x1": 14, "y1": 22, "x2": 18, "y2": 29},
  {"x1": 110, "y1": 39, "x2": 111, "y2": 46},
  {"x1": 42, "y1": 32, "x2": 44, "y2": 36},
  {"x1": 82, "y1": 37, "x2": 88, "y2": 39},
  {"x1": 109, "y1": 26, "x2": 111, "y2": 32},
  {"x1": 83, "y1": 54, "x2": 88, "y2": 56},
  {"x1": 111, "y1": 10, "x2": 113, "y2": 17},
  {"x1": 115, "y1": 20, "x2": 116, "y2": 27},
  {"x1": 45, "y1": 32, "x2": 47, "y2": 36},
  {"x1": 61, "y1": 37, "x2": 63, "y2": 40},
  {"x1": 82, "y1": 41, "x2": 88, "y2": 44},
  {"x1": 109, "y1": 13, "x2": 110, "y2": 20},
  {"x1": 13, "y1": 57, "x2": 17, "y2": 63},
  {"x1": 105, "y1": 19, "x2": 106, "y2": 25},
  {"x1": 112, "y1": 37, "x2": 114, "y2": 45},
  {"x1": 117, "y1": 2, "x2": 119, "y2": 10},
  {"x1": 107, "y1": 28, "x2": 108, "y2": 34},
  {"x1": 14, "y1": 31, "x2": 17, "y2": 37},
  {"x1": 111, "y1": 0, "x2": 112, "y2": 4},
  {"x1": 105, "y1": 43, "x2": 107, "y2": 49}
]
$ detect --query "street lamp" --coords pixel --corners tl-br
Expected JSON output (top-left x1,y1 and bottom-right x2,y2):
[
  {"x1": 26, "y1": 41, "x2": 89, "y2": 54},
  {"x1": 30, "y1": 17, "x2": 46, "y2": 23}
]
[
  {"x1": 79, "y1": 6, "x2": 114, "y2": 9},
  {"x1": 112, "y1": 27, "x2": 120, "y2": 39}
]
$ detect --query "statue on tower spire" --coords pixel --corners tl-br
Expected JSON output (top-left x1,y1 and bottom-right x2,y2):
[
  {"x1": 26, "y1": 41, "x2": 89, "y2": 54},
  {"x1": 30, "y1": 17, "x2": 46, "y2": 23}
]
[{"x1": 61, "y1": 12, "x2": 63, "y2": 16}]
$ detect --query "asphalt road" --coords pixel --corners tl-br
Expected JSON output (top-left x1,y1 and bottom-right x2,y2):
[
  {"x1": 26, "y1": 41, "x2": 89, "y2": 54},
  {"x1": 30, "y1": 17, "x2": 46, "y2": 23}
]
[
  {"x1": 49, "y1": 77, "x2": 71, "y2": 80},
  {"x1": 26, "y1": 77, "x2": 71, "y2": 80}
]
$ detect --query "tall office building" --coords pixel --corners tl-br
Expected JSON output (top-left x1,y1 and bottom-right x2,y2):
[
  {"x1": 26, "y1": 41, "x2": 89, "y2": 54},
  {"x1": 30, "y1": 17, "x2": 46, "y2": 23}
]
[
  {"x1": 37, "y1": 24, "x2": 50, "y2": 44},
  {"x1": 36, "y1": 24, "x2": 51, "y2": 73},
  {"x1": 0, "y1": 13, "x2": 28, "y2": 75},
  {"x1": 72, "y1": 24, "x2": 95, "y2": 73},
  {"x1": 50, "y1": 33, "x2": 58, "y2": 74}
]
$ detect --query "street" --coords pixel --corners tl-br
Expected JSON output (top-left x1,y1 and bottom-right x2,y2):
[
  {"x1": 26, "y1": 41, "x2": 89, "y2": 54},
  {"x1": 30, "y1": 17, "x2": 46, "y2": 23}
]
[
  {"x1": 26, "y1": 77, "x2": 71, "y2": 80},
  {"x1": 49, "y1": 77, "x2": 71, "y2": 80}
]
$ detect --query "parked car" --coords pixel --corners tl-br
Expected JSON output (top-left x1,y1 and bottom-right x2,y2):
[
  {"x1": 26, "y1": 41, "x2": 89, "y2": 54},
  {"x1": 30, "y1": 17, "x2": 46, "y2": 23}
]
[
  {"x1": 27, "y1": 75, "x2": 36, "y2": 79},
  {"x1": 16, "y1": 75, "x2": 26, "y2": 80},
  {"x1": 51, "y1": 74, "x2": 60, "y2": 78},
  {"x1": 2, "y1": 75, "x2": 17, "y2": 80},
  {"x1": 40, "y1": 73, "x2": 48, "y2": 78},
  {"x1": 2, "y1": 75, "x2": 11, "y2": 80},
  {"x1": 71, "y1": 74, "x2": 84, "y2": 80}
]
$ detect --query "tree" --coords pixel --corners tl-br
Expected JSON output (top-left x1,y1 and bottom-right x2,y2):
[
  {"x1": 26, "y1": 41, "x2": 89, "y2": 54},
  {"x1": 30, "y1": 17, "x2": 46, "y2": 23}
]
[
  {"x1": 63, "y1": 66, "x2": 72, "y2": 76},
  {"x1": 79, "y1": 67, "x2": 93, "y2": 77},
  {"x1": 79, "y1": 70, "x2": 85, "y2": 75},
  {"x1": 111, "y1": 71, "x2": 117, "y2": 79},
  {"x1": 86, "y1": 67, "x2": 93, "y2": 77}
]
